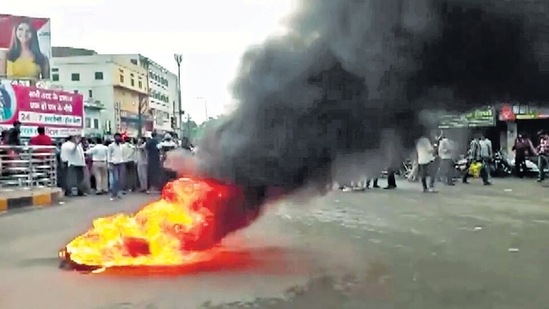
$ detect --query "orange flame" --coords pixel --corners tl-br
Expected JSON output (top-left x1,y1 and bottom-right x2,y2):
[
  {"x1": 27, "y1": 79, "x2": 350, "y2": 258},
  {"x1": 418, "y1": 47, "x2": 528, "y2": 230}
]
[{"x1": 61, "y1": 177, "x2": 257, "y2": 270}]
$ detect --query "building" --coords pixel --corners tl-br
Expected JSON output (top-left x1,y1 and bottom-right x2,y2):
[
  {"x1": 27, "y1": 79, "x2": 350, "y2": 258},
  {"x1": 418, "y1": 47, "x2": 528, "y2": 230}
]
[
  {"x1": 145, "y1": 58, "x2": 178, "y2": 135},
  {"x1": 51, "y1": 49, "x2": 177, "y2": 137}
]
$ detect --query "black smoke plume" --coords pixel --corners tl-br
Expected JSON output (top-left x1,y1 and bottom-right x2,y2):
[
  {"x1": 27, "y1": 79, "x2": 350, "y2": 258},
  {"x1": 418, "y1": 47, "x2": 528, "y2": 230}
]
[{"x1": 194, "y1": 0, "x2": 549, "y2": 194}]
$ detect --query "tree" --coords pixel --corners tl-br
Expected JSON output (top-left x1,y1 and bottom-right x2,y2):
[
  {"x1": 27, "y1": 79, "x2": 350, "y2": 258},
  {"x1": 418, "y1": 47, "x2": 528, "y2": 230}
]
[{"x1": 189, "y1": 116, "x2": 225, "y2": 141}]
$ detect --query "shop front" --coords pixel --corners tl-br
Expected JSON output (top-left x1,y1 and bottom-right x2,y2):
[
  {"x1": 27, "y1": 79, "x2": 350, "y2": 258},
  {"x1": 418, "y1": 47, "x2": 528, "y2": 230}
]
[
  {"x1": 498, "y1": 103, "x2": 549, "y2": 154},
  {"x1": 438, "y1": 106, "x2": 498, "y2": 152},
  {"x1": 119, "y1": 111, "x2": 153, "y2": 137}
]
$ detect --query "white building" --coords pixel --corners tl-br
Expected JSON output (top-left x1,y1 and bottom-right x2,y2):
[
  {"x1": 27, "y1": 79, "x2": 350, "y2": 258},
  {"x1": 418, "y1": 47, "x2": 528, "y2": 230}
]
[
  {"x1": 146, "y1": 58, "x2": 178, "y2": 134},
  {"x1": 51, "y1": 54, "x2": 115, "y2": 137},
  {"x1": 51, "y1": 49, "x2": 178, "y2": 137}
]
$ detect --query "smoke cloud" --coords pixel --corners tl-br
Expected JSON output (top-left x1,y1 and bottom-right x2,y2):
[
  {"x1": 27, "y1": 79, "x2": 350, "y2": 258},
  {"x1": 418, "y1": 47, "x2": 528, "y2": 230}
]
[{"x1": 193, "y1": 0, "x2": 549, "y2": 194}]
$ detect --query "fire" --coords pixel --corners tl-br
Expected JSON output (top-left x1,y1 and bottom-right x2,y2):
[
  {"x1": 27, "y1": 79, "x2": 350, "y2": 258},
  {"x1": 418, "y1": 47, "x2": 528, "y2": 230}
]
[{"x1": 60, "y1": 177, "x2": 262, "y2": 271}]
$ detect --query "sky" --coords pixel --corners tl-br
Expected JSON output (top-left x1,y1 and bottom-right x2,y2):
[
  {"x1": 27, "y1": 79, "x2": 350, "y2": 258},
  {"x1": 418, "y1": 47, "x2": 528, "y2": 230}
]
[{"x1": 5, "y1": 0, "x2": 295, "y2": 124}]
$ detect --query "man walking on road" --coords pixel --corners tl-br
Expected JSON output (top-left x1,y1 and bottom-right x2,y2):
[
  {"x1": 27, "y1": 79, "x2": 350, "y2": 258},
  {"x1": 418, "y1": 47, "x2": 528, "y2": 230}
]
[{"x1": 416, "y1": 135, "x2": 437, "y2": 193}]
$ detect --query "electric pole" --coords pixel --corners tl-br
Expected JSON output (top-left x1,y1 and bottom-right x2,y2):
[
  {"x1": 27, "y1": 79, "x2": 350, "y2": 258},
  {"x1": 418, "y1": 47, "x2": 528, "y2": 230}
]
[
  {"x1": 138, "y1": 55, "x2": 150, "y2": 139},
  {"x1": 174, "y1": 54, "x2": 184, "y2": 139}
]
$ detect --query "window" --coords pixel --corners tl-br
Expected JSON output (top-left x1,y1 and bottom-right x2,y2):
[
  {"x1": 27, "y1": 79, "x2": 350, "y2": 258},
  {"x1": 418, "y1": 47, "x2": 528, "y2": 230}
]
[
  {"x1": 52, "y1": 74, "x2": 59, "y2": 81},
  {"x1": 88, "y1": 89, "x2": 93, "y2": 98},
  {"x1": 131, "y1": 79, "x2": 135, "y2": 87},
  {"x1": 71, "y1": 73, "x2": 80, "y2": 81},
  {"x1": 93, "y1": 118, "x2": 99, "y2": 129},
  {"x1": 85, "y1": 117, "x2": 91, "y2": 128},
  {"x1": 138, "y1": 81, "x2": 143, "y2": 89},
  {"x1": 119, "y1": 75, "x2": 124, "y2": 83},
  {"x1": 131, "y1": 59, "x2": 138, "y2": 65},
  {"x1": 52, "y1": 68, "x2": 59, "y2": 72},
  {"x1": 94, "y1": 72, "x2": 103, "y2": 80}
]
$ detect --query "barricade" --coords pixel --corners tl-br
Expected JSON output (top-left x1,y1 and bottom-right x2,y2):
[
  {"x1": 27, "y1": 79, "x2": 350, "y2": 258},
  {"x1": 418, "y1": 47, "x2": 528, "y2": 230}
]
[{"x1": 0, "y1": 145, "x2": 63, "y2": 211}]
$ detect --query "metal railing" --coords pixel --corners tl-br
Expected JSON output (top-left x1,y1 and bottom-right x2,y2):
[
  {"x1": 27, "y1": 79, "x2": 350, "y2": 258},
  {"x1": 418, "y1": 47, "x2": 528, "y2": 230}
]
[{"x1": 0, "y1": 145, "x2": 57, "y2": 189}]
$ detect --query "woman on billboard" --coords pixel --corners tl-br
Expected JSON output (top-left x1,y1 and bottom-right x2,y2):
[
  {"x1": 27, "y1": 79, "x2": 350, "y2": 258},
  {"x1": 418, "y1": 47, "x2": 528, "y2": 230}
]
[{"x1": 5, "y1": 19, "x2": 50, "y2": 79}]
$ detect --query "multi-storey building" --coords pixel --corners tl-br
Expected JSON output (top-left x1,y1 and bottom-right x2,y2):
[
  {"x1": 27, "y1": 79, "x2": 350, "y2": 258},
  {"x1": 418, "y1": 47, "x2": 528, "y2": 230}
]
[
  {"x1": 145, "y1": 58, "x2": 178, "y2": 134},
  {"x1": 51, "y1": 49, "x2": 177, "y2": 137}
]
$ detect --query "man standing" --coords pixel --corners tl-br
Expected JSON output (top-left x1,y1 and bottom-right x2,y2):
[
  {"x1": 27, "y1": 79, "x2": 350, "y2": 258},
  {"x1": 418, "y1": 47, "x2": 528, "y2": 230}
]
[
  {"x1": 61, "y1": 135, "x2": 87, "y2": 196},
  {"x1": 145, "y1": 132, "x2": 161, "y2": 192},
  {"x1": 463, "y1": 137, "x2": 479, "y2": 184},
  {"x1": 158, "y1": 133, "x2": 178, "y2": 187},
  {"x1": 438, "y1": 133, "x2": 455, "y2": 185},
  {"x1": 137, "y1": 137, "x2": 148, "y2": 193},
  {"x1": 416, "y1": 135, "x2": 437, "y2": 193},
  {"x1": 121, "y1": 136, "x2": 137, "y2": 192},
  {"x1": 107, "y1": 133, "x2": 125, "y2": 200},
  {"x1": 478, "y1": 134, "x2": 493, "y2": 185},
  {"x1": 512, "y1": 133, "x2": 535, "y2": 178},
  {"x1": 85, "y1": 137, "x2": 109, "y2": 195},
  {"x1": 536, "y1": 131, "x2": 549, "y2": 182},
  {"x1": 384, "y1": 169, "x2": 397, "y2": 190},
  {"x1": 29, "y1": 126, "x2": 53, "y2": 148},
  {"x1": 7, "y1": 120, "x2": 21, "y2": 146}
]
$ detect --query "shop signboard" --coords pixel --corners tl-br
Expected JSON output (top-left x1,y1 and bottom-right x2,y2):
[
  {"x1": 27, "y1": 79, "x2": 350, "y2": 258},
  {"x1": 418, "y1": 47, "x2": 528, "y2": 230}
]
[
  {"x1": 499, "y1": 103, "x2": 549, "y2": 121},
  {"x1": 438, "y1": 106, "x2": 495, "y2": 129}
]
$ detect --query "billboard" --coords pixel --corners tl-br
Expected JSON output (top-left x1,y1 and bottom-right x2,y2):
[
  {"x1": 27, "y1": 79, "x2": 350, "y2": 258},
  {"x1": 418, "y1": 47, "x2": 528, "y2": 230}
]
[
  {"x1": 0, "y1": 14, "x2": 51, "y2": 80},
  {"x1": 0, "y1": 84, "x2": 83, "y2": 137}
]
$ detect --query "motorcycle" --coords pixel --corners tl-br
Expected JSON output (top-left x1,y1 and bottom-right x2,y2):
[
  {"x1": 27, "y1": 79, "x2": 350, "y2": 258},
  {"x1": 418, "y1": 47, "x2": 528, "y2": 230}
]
[
  {"x1": 491, "y1": 151, "x2": 512, "y2": 177},
  {"x1": 454, "y1": 151, "x2": 512, "y2": 178}
]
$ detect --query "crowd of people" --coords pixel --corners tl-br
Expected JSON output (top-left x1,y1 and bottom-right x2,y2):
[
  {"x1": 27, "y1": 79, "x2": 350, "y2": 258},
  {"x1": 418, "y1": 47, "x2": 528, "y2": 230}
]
[
  {"x1": 341, "y1": 130, "x2": 549, "y2": 193},
  {"x1": 0, "y1": 121, "x2": 194, "y2": 200},
  {"x1": 59, "y1": 132, "x2": 193, "y2": 200},
  {"x1": 2, "y1": 121, "x2": 549, "y2": 197}
]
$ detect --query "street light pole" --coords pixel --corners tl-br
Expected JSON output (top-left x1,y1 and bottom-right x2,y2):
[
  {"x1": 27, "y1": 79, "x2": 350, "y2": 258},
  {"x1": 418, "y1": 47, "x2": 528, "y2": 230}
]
[{"x1": 174, "y1": 54, "x2": 184, "y2": 139}]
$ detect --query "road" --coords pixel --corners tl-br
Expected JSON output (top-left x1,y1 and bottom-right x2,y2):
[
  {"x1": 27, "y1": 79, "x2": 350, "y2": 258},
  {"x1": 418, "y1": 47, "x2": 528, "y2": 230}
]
[{"x1": 1, "y1": 178, "x2": 548, "y2": 308}]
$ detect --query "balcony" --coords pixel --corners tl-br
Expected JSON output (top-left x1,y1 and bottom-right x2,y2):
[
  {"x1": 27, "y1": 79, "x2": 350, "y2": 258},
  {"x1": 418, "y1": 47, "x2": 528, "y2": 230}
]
[{"x1": 84, "y1": 99, "x2": 104, "y2": 110}]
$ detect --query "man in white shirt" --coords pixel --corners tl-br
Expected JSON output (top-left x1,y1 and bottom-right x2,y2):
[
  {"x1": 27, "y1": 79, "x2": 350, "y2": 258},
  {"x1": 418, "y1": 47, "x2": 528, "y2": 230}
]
[
  {"x1": 416, "y1": 135, "x2": 437, "y2": 193},
  {"x1": 61, "y1": 135, "x2": 87, "y2": 196},
  {"x1": 86, "y1": 137, "x2": 109, "y2": 194},
  {"x1": 121, "y1": 136, "x2": 137, "y2": 191},
  {"x1": 107, "y1": 133, "x2": 125, "y2": 200},
  {"x1": 478, "y1": 134, "x2": 493, "y2": 185},
  {"x1": 438, "y1": 134, "x2": 456, "y2": 186}
]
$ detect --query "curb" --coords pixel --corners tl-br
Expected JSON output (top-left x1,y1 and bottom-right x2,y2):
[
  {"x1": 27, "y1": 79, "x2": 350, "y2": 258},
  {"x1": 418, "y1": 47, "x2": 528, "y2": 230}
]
[{"x1": 0, "y1": 189, "x2": 64, "y2": 212}]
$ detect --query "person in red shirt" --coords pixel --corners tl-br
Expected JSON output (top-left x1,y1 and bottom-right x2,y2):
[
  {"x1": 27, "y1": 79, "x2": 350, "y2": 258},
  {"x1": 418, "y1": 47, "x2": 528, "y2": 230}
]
[{"x1": 29, "y1": 126, "x2": 53, "y2": 152}]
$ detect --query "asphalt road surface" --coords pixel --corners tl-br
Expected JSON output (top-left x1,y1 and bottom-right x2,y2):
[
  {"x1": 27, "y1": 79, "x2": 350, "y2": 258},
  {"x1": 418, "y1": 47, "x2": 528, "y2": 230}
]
[{"x1": 1, "y1": 178, "x2": 548, "y2": 309}]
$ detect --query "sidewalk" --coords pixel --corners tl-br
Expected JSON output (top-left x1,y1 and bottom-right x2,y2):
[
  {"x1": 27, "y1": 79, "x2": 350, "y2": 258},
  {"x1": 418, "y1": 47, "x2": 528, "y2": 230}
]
[{"x1": 0, "y1": 187, "x2": 64, "y2": 212}]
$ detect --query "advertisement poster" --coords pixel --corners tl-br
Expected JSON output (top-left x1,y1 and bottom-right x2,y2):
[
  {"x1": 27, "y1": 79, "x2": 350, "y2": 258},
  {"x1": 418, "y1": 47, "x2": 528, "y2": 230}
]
[
  {"x1": 0, "y1": 14, "x2": 51, "y2": 80},
  {"x1": 0, "y1": 84, "x2": 83, "y2": 137}
]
